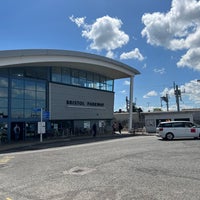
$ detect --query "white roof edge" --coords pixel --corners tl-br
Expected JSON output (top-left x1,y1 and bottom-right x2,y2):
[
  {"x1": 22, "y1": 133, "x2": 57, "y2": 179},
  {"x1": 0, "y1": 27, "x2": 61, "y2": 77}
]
[{"x1": 0, "y1": 49, "x2": 140, "y2": 78}]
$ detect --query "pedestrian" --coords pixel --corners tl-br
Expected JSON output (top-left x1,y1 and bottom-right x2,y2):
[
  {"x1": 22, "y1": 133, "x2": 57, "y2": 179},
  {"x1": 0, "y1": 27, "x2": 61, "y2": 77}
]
[
  {"x1": 112, "y1": 122, "x2": 117, "y2": 134},
  {"x1": 92, "y1": 123, "x2": 97, "y2": 137},
  {"x1": 118, "y1": 123, "x2": 123, "y2": 134}
]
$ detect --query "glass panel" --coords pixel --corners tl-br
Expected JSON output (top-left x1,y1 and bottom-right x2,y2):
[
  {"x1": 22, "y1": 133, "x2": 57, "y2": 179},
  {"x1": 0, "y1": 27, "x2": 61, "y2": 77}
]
[
  {"x1": 37, "y1": 82, "x2": 46, "y2": 91},
  {"x1": 0, "y1": 108, "x2": 8, "y2": 117},
  {"x1": 0, "y1": 88, "x2": 8, "y2": 97},
  {"x1": 25, "y1": 99, "x2": 36, "y2": 109},
  {"x1": 25, "y1": 67, "x2": 48, "y2": 80},
  {"x1": 25, "y1": 90, "x2": 35, "y2": 99},
  {"x1": 0, "y1": 98, "x2": 8, "y2": 107},
  {"x1": 37, "y1": 91, "x2": 45, "y2": 100},
  {"x1": 12, "y1": 89, "x2": 24, "y2": 98},
  {"x1": 86, "y1": 72, "x2": 93, "y2": 88},
  {"x1": 0, "y1": 77, "x2": 8, "y2": 87},
  {"x1": 0, "y1": 68, "x2": 8, "y2": 75},
  {"x1": 79, "y1": 71, "x2": 86, "y2": 87},
  {"x1": 10, "y1": 68, "x2": 24, "y2": 77},
  {"x1": 62, "y1": 68, "x2": 71, "y2": 84},
  {"x1": 24, "y1": 109, "x2": 34, "y2": 118},
  {"x1": 25, "y1": 80, "x2": 36, "y2": 90},
  {"x1": 94, "y1": 74, "x2": 100, "y2": 89},
  {"x1": 72, "y1": 70, "x2": 79, "y2": 86},
  {"x1": 52, "y1": 67, "x2": 61, "y2": 82},
  {"x1": 11, "y1": 109, "x2": 24, "y2": 118},
  {"x1": 12, "y1": 79, "x2": 24, "y2": 89},
  {"x1": 36, "y1": 100, "x2": 46, "y2": 108},
  {"x1": 11, "y1": 98, "x2": 24, "y2": 109}
]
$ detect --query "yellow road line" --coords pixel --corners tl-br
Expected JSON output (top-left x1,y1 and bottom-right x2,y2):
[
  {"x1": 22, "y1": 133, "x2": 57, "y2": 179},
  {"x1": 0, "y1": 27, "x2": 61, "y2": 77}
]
[
  {"x1": 6, "y1": 198, "x2": 12, "y2": 200},
  {"x1": 0, "y1": 156, "x2": 14, "y2": 164}
]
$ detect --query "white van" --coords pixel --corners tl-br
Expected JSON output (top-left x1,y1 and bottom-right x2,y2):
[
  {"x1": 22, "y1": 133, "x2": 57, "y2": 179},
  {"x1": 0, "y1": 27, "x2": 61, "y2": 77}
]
[{"x1": 156, "y1": 121, "x2": 200, "y2": 140}]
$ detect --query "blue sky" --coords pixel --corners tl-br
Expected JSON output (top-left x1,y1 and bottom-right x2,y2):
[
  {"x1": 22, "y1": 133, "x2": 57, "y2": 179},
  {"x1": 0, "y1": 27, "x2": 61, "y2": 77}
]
[{"x1": 1, "y1": 0, "x2": 200, "y2": 112}]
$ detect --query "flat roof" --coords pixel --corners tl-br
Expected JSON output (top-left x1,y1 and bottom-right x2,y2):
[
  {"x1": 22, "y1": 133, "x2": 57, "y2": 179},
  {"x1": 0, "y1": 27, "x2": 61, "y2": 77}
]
[{"x1": 0, "y1": 49, "x2": 140, "y2": 79}]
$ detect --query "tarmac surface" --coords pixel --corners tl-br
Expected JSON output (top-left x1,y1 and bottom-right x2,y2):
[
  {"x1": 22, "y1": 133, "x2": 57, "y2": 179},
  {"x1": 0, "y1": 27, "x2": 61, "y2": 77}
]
[{"x1": 0, "y1": 131, "x2": 151, "y2": 154}]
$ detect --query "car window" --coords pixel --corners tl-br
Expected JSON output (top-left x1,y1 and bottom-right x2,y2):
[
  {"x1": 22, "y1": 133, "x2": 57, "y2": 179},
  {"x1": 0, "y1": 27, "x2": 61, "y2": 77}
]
[
  {"x1": 172, "y1": 122, "x2": 184, "y2": 127},
  {"x1": 184, "y1": 122, "x2": 194, "y2": 127},
  {"x1": 160, "y1": 123, "x2": 172, "y2": 128}
]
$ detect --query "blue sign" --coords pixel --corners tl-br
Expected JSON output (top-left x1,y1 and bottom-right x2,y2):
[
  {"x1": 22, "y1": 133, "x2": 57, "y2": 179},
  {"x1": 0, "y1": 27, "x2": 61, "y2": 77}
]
[
  {"x1": 43, "y1": 111, "x2": 50, "y2": 120},
  {"x1": 33, "y1": 108, "x2": 41, "y2": 112}
]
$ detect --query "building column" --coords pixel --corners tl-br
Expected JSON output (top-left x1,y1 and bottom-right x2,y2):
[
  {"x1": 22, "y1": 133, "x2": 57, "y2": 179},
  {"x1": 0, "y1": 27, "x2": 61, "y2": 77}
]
[{"x1": 129, "y1": 76, "x2": 134, "y2": 132}]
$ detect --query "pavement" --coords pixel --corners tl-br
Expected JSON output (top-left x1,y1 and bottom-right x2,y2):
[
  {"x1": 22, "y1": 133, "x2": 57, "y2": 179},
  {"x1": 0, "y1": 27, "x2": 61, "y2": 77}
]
[{"x1": 0, "y1": 131, "x2": 152, "y2": 154}]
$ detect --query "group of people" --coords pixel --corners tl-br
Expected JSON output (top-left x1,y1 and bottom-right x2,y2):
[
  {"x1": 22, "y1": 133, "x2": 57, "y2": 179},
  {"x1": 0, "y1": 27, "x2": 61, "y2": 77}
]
[
  {"x1": 112, "y1": 122, "x2": 123, "y2": 134},
  {"x1": 92, "y1": 121, "x2": 123, "y2": 137}
]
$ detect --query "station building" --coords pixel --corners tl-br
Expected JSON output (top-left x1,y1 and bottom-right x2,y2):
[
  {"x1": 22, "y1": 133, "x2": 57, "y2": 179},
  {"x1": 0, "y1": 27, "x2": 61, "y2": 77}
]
[{"x1": 0, "y1": 49, "x2": 140, "y2": 142}]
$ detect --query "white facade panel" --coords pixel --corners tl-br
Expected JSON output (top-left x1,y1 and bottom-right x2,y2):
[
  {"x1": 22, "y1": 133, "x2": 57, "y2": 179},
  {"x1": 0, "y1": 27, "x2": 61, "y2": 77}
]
[{"x1": 49, "y1": 83, "x2": 114, "y2": 120}]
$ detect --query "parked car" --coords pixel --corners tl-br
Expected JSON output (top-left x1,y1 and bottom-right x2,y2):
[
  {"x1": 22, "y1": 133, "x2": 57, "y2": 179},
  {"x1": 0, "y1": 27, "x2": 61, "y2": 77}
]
[{"x1": 156, "y1": 121, "x2": 200, "y2": 140}]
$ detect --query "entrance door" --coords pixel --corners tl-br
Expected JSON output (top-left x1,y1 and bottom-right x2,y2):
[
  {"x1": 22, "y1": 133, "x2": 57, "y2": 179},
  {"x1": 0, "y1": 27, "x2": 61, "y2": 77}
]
[{"x1": 11, "y1": 122, "x2": 24, "y2": 141}]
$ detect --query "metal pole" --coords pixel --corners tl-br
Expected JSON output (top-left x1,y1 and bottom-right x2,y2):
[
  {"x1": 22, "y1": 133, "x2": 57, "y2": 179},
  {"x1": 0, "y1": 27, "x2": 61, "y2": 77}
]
[
  {"x1": 40, "y1": 108, "x2": 43, "y2": 142},
  {"x1": 129, "y1": 76, "x2": 134, "y2": 132}
]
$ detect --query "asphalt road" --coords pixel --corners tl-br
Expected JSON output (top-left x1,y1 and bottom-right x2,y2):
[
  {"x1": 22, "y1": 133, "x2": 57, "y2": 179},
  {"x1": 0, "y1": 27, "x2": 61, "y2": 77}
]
[{"x1": 0, "y1": 136, "x2": 200, "y2": 200}]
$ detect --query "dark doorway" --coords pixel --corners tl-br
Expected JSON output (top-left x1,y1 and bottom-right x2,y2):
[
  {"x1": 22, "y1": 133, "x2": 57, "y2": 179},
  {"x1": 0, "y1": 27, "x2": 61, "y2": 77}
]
[{"x1": 11, "y1": 122, "x2": 24, "y2": 141}]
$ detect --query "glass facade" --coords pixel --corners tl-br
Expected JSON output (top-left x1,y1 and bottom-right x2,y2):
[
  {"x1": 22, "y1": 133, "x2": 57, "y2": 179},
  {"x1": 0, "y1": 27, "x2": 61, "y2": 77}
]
[
  {"x1": 51, "y1": 66, "x2": 113, "y2": 91},
  {"x1": 0, "y1": 77, "x2": 8, "y2": 118},
  {"x1": 0, "y1": 65, "x2": 114, "y2": 142},
  {"x1": 11, "y1": 78, "x2": 46, "y2": 119}
]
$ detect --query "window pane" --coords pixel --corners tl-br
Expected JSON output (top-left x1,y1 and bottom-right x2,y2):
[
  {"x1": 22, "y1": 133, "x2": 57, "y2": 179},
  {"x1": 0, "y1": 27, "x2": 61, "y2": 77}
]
[
  {"x1": 25, "y1": 80, "x2": 36, "y2": 90},
  {"x1": 37, "y1": 82, "x2": 46, "y2": 91},
  {"x1": 11, "y1": 109, "x2": 24, "y2": 118},
  {"x1": 37, "y1": 91, "x2": 45, "y2": 100},
  {"x1": 0, "y1": 77, "x2": 8, "y2": 87},
  {"x1": 25, "y1": 99, "x2": 36, "y2": 109},
  {"x1": 12, "y1": 89, "x2": 24, "y2": 98},
  {"x1": 11, "y1": 98, "x2": 24, "y2": 109},
  {"x1": 12, "y1": 79, "x2": 24, "y2": 89},
  {"x1": 0, "y1": 98, "x2": 8, "y2": 107},
  {"x1": 10, "y1": 68, "x2": 24, "y2": 77},
  {"x1": 0, "y1": 88, "x2": 8, "y2": 97},
  {"x1": 25, "y1": 90, "x2": 35, "y2": 99},
  {"x1": 52, "y1": 67, "x2": 61, "y2": 82},
  {"x1": 62, "y1": 68, "x2": 71, "y2": 84},
  {"x1": 36, "y1": 100, "x2": 46, "y2": 108}
]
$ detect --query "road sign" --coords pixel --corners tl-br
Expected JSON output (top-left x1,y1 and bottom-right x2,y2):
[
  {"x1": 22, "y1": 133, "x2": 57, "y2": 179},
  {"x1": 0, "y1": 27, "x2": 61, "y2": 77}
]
[
  {"x1": 43, "y1": 111, "x2": 50, "y2": 120},
  {"x1": 38, "y1": 122, "x2": 45, "y2": 134}
]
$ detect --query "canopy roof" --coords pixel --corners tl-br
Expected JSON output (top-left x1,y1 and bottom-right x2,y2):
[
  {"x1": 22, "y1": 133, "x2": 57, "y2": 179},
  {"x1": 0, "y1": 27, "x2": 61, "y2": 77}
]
[{"x1": 0, "y1": 49, "x2": 140, "y2": 79}]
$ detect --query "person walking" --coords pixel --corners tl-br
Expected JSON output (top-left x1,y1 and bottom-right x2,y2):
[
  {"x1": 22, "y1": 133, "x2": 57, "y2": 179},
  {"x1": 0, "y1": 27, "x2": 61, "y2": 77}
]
[
  {"x1": 92, "y1": 123, "x2": 97, "y2": 137},
  {"x1": 118, "y1": 123, "x2": 123, "y2": 134}
]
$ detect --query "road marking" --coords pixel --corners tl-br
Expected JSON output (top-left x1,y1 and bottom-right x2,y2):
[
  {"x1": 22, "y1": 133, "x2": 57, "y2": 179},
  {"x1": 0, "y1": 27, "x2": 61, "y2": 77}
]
[
  {"x1": 6, "y1": 198, "x2": 12, "y2": 200},
  {"x1": 0, "y1": 156, "x2": 14, "y2": 165}
]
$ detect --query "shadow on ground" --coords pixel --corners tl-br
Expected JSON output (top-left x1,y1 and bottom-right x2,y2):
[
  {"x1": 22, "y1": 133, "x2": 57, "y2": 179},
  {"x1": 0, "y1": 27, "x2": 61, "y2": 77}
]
[{"x1": 0, "y1": 133, "x2": 148, "y2": 154}]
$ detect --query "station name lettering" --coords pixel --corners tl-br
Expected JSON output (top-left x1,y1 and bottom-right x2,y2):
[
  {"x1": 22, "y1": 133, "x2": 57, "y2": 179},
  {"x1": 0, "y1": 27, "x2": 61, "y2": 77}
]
[{"x1": 66, "y1": 100, "x2": 104, "y2": 107}]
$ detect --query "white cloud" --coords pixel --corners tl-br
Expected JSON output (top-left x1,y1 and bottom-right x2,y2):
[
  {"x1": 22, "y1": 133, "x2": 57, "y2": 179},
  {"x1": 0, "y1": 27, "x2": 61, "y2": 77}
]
[
  {"x1": 160, "y1": 79, "x2": 200, "y2": 105},
  {"x1": 177, "y1": 47, "x2": 200, "y2": 70},
  {"x1": 153, "y1": 67, "x2": 166, "y2": 74},
  {"x1": 120, "y1": 48, "x2": 145, "y2": 61},
  {"x1": 141, "y1": 0, "x2": 200, "y2": 71},
  {"x1": 70, "y1": 15, "x2": 129, "y2": 55},
  {"x1": 120, "y1": 90, "x2": 127, "y2": 94},
  {"x1": 106, "y1": 50, "x2": 115, "y2": 59},
  {"x1": 69, "y1": 15, "x2": 86, "y2": 28},
  {"x1": 123, "y1": 80, "x2": 130, "y2": 86},
  {"x1": 143, "y1": 90, "x2": 158, "y2": 99}
]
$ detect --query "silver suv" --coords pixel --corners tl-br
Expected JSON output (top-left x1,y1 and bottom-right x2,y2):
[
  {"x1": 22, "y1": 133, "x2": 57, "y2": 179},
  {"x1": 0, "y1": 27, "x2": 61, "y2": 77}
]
[{"x1": 156, "y1": 121, "x2": 200, "y2": 140}]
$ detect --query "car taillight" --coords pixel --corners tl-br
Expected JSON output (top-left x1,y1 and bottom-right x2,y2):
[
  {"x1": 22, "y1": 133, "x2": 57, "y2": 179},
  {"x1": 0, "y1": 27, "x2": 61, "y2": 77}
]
[
  {"x1": 191, "y1": 128, "x2": 196, "y2": 133},
  {"x1": 159, "y1": 127, "x2": 163, "y2": 131}
]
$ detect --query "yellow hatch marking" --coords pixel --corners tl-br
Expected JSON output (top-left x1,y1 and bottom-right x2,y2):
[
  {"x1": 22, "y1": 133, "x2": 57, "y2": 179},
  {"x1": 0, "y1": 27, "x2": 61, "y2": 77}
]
[{"x1": 0, "y1": 156, "x2": 15, "y2": 164}]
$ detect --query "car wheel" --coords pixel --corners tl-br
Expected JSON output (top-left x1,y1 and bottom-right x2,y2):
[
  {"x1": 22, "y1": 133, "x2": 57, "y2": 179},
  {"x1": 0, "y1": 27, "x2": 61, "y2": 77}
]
[{"x1": 165, "y1": 132, "x2": 174, "y2": 140}]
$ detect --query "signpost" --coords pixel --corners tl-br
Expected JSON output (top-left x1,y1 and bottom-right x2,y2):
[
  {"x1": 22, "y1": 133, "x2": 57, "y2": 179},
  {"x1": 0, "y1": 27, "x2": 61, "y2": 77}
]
[{"x1": 33, "y1": 108, "x2": 49, "y2": 142}]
